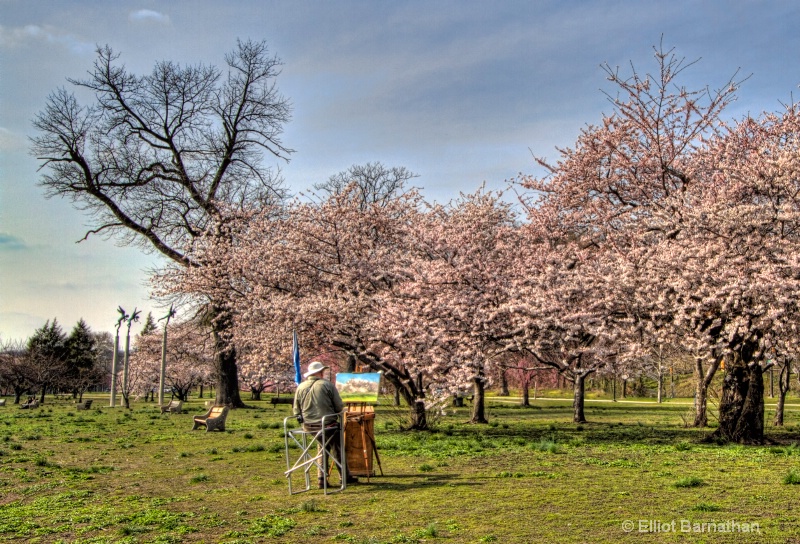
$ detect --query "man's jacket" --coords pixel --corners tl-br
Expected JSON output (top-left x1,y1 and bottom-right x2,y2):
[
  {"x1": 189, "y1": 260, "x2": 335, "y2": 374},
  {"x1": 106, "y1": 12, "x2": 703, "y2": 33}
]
[{"x1": 293, "y1": 376, "x2": 345, "y2": 424}]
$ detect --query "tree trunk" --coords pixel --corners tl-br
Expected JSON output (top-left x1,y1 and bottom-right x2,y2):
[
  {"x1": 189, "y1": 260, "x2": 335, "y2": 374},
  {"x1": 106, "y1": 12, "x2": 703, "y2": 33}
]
[
  {"x1": 411, "y1": 399, "x2": 427, "y2": 430},
  {"x1": 573, "y1": 372, "x2": 590, "y2": 423},
  {"x1": 693, "y1": 356, "x2": 721, "y2": 427},
  {"x1": 657, "y1": 368, "x2": 664, "y2": 404},
  {"x1": 670, "y1": 369, "x2": 675, "y2": 398},
  {"x1": 346, "y1": 352, "x2": 357, "y2": 372},
  {"x1": 774, "y1": 362, "x2": 791, "y2": 426},
  {"x1": 499, "y1": 369, "x2": 509, "y2": 396},
  {"x1": 521, "y1": 375, "x2": 530, "y2": 407},
  {"x1": 470, "y1": 375, "x2": 488, "y2": 424},
  {"x1": 714, "y1": 348, "x2": 766, "y2": 444},
  {"x1": 384, "y1": 370, "x2": 428, "y2": 430},
  {"x1": 211, "y1": 311, "x2": 244, "y2": 408}
]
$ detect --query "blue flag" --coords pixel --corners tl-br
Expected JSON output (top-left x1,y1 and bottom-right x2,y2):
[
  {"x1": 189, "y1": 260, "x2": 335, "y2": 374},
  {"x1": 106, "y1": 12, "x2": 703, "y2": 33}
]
[{"x1": 293, "y1": 330, "x2": 302, "y2": 385}]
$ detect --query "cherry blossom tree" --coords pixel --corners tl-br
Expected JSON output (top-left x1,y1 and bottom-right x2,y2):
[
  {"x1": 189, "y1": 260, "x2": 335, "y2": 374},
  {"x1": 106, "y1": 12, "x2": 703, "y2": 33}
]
[
  {"x1": 383, "y1": 189, "x2": 522, "y2": 423},
  {"x1": 252, "y1": 183, "x2": 431, "y2": 428},
  {"x1": 157, "y1": 171, "x2": 436, "y2": 427},
  {"x1": 132, "y1": 317, "x2": 213, "y2": 402},
  {"x1": 515, "y1": 44, "x2": 740, "y2": 424},
  {"x1": 687, "y1": 108, "x2": 800, "y2": 442},
  {"x1": 517, "y1": 43, "x2": 800, "y2": 442},
  {"x1": 237, "y1": 339, "x2": 295, "y2": 400}
]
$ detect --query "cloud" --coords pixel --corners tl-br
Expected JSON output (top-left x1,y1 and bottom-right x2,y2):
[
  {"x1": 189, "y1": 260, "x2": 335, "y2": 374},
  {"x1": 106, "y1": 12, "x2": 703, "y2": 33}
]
[
  {"x1": 129, "y1": 10, "x2": 171, "y2": 25},
  {"x1": 0, "y1": 24, "x2": 93, "y2": 54},
  {"x1": 0, "y1": 233, "x2": 28, "y2": 251},
  {"x1": 0, "y1": 127, "x2": 24, "y2": 151}
]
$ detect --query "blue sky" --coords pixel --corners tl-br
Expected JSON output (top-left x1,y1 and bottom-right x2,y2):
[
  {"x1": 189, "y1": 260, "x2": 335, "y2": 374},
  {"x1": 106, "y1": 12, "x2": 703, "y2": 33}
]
[{"x1": 2, "y1": 1, "x2": 800, "y2": 341}]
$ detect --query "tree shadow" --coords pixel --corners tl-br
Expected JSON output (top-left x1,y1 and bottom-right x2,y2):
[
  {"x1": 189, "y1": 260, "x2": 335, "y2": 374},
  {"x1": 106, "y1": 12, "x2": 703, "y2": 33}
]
[{"x1": 355, "y1": 473, "x2": 484, "y2": 491}]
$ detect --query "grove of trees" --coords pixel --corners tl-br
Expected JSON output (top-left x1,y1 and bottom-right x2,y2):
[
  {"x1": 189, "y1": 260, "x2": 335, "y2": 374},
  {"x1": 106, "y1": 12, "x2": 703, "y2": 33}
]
[
  {"x1": 28, "y1": 42, "x2": 800, "y2": 443},
  {"x1": 0, "y1": 319, "x2": 106, "y2": 404}
]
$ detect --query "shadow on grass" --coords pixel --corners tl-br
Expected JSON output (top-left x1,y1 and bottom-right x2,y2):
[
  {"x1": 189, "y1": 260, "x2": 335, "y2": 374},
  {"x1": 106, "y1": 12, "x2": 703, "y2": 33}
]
[
  {"x1": 425, "y1": 401, "x2": 800, "y2": 448},
  {"x1": 356, "y1": 473, "x2": 484, "y2": 491}
]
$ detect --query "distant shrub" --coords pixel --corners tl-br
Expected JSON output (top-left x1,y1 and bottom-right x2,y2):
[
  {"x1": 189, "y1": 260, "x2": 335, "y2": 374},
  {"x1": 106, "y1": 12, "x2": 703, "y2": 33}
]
[
  {"x1": 190, "y1": 474, "x2": 210, "y2": 484},
  {"x1": 783, "y1": 469, "x2": 800, "y2": 485},
  {"x1": 692, "y1": 502, "x2": 721, "y2": 512},
  {"x1": 534, "y1": 437, "x2": 560, "y2": 454},
  {"x1": 674, "y1": 476, "x2": 704, "y2": 488}
]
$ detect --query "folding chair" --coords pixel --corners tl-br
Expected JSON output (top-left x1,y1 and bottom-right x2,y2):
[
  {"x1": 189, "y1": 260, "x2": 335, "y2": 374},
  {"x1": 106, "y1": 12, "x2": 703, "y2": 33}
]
[{"x1": 283, "y1": 410, "x2": 347, "y2": 495}]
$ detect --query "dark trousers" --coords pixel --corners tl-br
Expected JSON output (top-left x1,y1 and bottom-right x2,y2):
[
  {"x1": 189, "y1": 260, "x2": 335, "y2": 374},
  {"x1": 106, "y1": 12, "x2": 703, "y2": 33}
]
[{"x1": 303, "y1": 422, "x2": 348, "y2": 481}]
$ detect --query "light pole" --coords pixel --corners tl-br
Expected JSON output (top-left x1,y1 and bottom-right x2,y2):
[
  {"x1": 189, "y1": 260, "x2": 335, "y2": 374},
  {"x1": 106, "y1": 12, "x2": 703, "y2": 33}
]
[
  {"x1": 157, "y1": 305, "x2": 176, "y2": 406},
  {"x1": 122, "y1": 308, "x2": 140, "y2": 407},
  {"x1": 110, "y1": 307, "x2": 128, "y2": 407}
]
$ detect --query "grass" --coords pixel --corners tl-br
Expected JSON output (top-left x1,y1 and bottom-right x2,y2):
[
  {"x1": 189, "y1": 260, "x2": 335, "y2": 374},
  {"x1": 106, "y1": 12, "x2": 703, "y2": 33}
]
[{"x1": 1, "y1": 394, "x2": 800, "y2": 542}]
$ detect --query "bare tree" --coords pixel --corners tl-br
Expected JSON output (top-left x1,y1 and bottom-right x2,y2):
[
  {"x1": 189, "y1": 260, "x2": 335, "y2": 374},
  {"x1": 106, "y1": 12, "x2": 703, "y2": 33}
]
[
  {"x1": 314, "y1": 162, "x2": 416, "y2": 210},
  {"x1": 31, "y1": 40, "x2": 293, "y2": 407},
  {"x1": 0, "y1": 339, "x2": 33, "y2": 403}
]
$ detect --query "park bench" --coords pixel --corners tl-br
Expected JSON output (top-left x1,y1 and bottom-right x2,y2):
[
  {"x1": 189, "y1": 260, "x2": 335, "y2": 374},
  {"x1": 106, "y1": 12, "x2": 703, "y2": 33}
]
[
  {"x1": 20, "y1": 398, "x2": 39, "y2": 409},
  {"x1": 452, "y1": 392, "x2": 474, "y2": 407},
  {"x1": 76, "y1": 399, "x2": 93, "y2": 410},
  {"x1": 160, "y1": 399, "x2": 183, "y2": 414},
  {"x1": 270, "y1": 397, "x2": 294, "y2": 407},
  {"x1": 192, "y1": 405, "x2": 229, "y2": 432}
]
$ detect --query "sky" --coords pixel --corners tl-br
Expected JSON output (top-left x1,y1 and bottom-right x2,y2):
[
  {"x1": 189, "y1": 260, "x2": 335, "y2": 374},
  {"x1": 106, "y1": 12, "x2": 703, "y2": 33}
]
[{"x1": 2, "y1": 0, "x2": 800, "y2": 342}]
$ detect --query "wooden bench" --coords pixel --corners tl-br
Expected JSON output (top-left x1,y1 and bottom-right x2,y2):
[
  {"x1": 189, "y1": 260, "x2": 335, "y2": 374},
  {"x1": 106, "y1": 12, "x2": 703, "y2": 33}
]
[
  {"x1": 270, "y1": 397, "x2": 293, "y2": 407},
  {"x1": 192, "y1": 405, "x2": 229, "y2": 432},
  {"x1": 452, "y1": 392, "x2": 474, "y2": 407},
  {"x1": 76, "y1": 399, "x2": 93, "y2": 410},
  {"x1": 160, "y1": 399, "x2": 183, "y2": 414},
  {"x1": 20, "y1": 399, "x2": 39, "y2": 409}
]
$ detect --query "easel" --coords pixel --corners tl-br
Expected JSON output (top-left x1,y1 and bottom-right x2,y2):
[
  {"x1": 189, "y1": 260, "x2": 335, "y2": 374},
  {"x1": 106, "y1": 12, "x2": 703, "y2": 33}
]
[{"x1": 345, "y1": 402, "x2": 383, "y2": 482}]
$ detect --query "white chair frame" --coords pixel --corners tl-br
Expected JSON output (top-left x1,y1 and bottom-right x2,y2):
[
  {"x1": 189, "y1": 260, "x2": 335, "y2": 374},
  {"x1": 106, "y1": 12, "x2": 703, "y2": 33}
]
[{"x1": 283, "y1": 410, "x2": 347, "y2": 495}]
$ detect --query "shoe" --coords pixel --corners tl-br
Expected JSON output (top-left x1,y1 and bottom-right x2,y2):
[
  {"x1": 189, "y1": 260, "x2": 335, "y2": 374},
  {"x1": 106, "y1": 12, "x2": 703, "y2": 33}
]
[
  {"x1": 346, "y1": 476, "x2": 359, "y2": 484},
  {"x1": 318, "y1": 480, "x2": 326, "y2": 489}
]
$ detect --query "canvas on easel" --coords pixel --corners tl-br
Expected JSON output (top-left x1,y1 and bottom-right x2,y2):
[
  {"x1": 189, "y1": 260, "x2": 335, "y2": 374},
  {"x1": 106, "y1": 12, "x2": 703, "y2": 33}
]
[
  {"x1": 335, "y1": 372, "x2": 382, "y2": 403},
  {"x1": 335, "y1": 372, "x2": 383, "y2": 480}
]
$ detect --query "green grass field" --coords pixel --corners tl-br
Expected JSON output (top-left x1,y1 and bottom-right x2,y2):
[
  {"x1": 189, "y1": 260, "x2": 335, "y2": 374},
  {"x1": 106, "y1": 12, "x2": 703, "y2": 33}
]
[{"x1": 1, "y1": 394, "x2": 800, "y2": 543}]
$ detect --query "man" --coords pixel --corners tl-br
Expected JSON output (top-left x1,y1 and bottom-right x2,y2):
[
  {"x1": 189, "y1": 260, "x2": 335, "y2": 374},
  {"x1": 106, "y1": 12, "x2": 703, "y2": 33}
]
[{"x1": 293, "y1": 361, "x2": 357, "y2": 488}]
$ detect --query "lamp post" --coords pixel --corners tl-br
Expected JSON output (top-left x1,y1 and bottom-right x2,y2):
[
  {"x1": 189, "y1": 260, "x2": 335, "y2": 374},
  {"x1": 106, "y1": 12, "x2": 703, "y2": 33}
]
[
  {"x1": 157, "y1": 305, "x2": 176, "y2": 406},
  {"x1": 110, "y1": 307, "x2": 128, "y2": 407},
  {"x1": 122, "y1": 308, "x2": 140, "y2": 407}
]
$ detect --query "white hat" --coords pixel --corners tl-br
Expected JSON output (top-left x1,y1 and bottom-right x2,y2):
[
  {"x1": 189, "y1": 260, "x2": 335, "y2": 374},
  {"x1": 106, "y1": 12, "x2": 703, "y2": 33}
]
[{"x1": 303, "y1": 361, "x2": 328, "y2": 378}]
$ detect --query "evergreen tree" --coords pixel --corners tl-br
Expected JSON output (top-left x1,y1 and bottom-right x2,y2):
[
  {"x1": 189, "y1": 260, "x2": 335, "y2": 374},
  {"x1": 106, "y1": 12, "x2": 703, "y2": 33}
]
[
  {"x1": 65, "y1": 319, "x2": 97, "y2": 372},
  {"x1": 26, "y1": 319, "x2": 67, "y2": 402},
  {"x1": 27, "y1": 319, "x2": 66, "y2": 361},
  {"x1": 65, "y1": 320, "x2": 100, "y2": 399},
  {"x1": 140, "y1": 313, "x2": 158, "y2": 337}
]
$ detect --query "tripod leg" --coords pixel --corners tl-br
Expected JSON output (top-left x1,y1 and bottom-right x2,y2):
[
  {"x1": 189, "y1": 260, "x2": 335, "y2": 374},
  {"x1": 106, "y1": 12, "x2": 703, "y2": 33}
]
[{"x1": 367, "y1": 430, "x2": 384, "y2": 476}]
